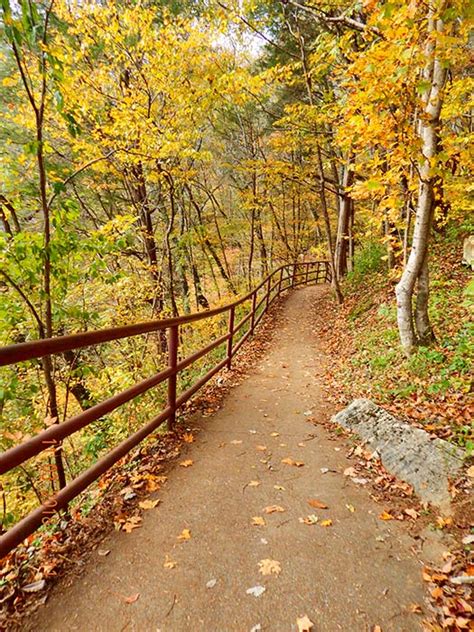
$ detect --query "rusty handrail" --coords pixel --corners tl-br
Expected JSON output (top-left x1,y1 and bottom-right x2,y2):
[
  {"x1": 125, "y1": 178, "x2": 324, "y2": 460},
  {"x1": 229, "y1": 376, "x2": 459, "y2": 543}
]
[{"x1": 0, "y1": 261, "x2": 330, "y2": 558}]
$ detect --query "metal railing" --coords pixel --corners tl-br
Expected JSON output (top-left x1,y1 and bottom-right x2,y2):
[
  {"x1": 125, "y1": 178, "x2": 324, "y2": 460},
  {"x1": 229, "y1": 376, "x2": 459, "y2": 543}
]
[{"x1": 0, "y1": 260, "x2": 330, "y2": 557}]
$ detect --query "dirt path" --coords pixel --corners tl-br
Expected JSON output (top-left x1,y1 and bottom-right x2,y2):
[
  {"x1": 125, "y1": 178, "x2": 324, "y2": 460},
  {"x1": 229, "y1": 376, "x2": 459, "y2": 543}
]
[{"x1": 31, "y1": 287, "x2": 427, "y2": 631}]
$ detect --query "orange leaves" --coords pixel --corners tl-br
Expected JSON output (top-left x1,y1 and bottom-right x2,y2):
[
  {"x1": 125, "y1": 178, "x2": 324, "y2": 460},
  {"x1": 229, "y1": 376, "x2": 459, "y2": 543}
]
[
  {"x1": 122, "y1": 516, "x2": 142, "y2": 533},
  {"x1": 307, "y1": 499, "x2": 328, "y2": 510},
  {"x1": 263, "y1": 505, "x2": 285, "y2": 514},
  {"x1": 179, "y1": 459, "x2": 193, "y2": 468},
  {"x1": 183, "y1": 433, "x2": 194, "y2": 443},
  {"x1": 281, "y1": 457, "x2": 304, "y2": 467},
  {"x1": 252, "y1": 516, "x2": 266, "y2": 526},
  {"x1": 379, "y1": 511, "x2": 393, "y2": 521}
]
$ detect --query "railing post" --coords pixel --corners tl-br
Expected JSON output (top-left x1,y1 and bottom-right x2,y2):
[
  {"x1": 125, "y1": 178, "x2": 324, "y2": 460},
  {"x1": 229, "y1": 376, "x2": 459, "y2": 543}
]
[
  {"x1": 292, "y1": 263, "x2": 296, "y2": 287},
  {"x1": 167, "y1": 325, "x2": 179, "y2": 430},
  {"x1": 325, "y1": 261, "x2": 331, "y2": 283},
  {"x1": 305, "y1": 263, "x2": 310, "y2": 285},
  {"x1": 316, "y1": 261, "x2": 321, "y2": 283},
  {"x1": 226, "y1": 306, "x2": 235, "y2": 369},
  {"x1": 265, "y1": 276, "x2": 271, "y2": 311},
  {"x1": 278, "y1": 267, "x2": 283, "y2": 295},
  {"x1": 250, "y1": 291, "x2": 257, "y2": 334}
]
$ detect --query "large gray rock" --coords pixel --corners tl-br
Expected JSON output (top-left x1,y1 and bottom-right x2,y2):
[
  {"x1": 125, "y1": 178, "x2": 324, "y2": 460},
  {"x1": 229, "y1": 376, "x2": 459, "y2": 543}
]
[{"x1": 333, "y1": 399, "x2": 464, "y2": 511}]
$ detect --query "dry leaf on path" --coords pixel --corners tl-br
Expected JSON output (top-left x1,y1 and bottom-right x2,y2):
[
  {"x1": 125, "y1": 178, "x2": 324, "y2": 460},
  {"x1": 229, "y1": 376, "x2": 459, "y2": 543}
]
[
  {"x1": 320, "y1": 519, "x2": 332, "y2": 527},
  {"x1": 179, "y1": 460, "x2": 193, "y2": 468},
  {"x1": 379, "y1": 511, "x2": 393, "y2": 521},
  {"x1": 183, "y1": 433, "x2": 194, "y2": 443},
  {"x1": 21, "y1": 580, "x2": 46, "y2": 593},
  {"x1": 343, "y1": 466, "x2": 357, "y2": 477},
  {"x1": 246, "y1": 585, "x2": 266, "y2": 598},
  {"x1": 404, "y1": 508, "x2": 419, "y2": 520},
  {"x1": 164, "y1": 556, "x2": 176, "y2": 569},
  {"x1": 177, "y1": 528, "x2": 191, "y2": 541},
  {"x1": 281, "y1": 457, "x2": 304, "y2": 467},
  {"x1": 296, "y1": 614, "x2": 314, "y2": 631},
  {"x1": 256, "y1": 445, "x2": 267, "y2": 451},
  {"x1": 307, "y1": 499, "x2": 328, "y2": 510},
  {"x1": 258, "y1": 559, "x2": 281, "y2": 576},
  {"x1": 270, "y1": 432, "x2": 280, "y2": 437},
  {"x1": 123, "y1": 593, "x2": 140, "y2": 604},
  {"x1": 274, "y1": 485, "x2": 285, "y2": 491},
  {"x1": 122, "y1": 516, "x2": 142, "y2": 533},
  {"x1": 139, "y1": 499, "x2": 160, "y2": 510},
  {"x1": 230, "y1": 440, "x2": 243, "y2": 445},
  {"x1": 252, "y1": 516, "x2": 266, "y2": 526},
  {"x1": 248, "y1": 480, "x2": 261, "y2": 487},
  {"x1": 300, "y1": 515, "x2": 318, "y2": 525},
  {"x1": 263, "y1": 505, "x2": 285, "y2": 514},
  {"x1": 345, "y1": 504, "x2": 355, "y2": 513}
]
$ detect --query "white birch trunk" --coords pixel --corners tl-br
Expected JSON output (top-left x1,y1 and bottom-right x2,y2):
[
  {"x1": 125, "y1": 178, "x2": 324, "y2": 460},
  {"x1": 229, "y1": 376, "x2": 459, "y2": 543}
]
[{"x1": 395, "y1": 6, "x2": 448, "y2": 355}]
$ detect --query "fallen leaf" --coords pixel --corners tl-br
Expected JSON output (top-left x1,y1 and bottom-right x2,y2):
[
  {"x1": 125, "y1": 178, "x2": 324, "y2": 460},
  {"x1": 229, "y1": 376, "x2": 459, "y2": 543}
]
[
  {"x1": 98, "y1": 549, "x2": 110, "y2": 557},
  {"x1": 296, "y1": 614, "x2": 314, "y2": 631},
  {"x1": 177, "y1": 528, "x2": 191, "y2": 541},
  {"x1": 379, "y1": 511, "x2": 393, "y2": 521},
  {"x1": 300, "y1": 514, "x2": 318, "y2": 525},
  {"x1": 343, "y1": 466, "x2": 357, "y2": 477},
  {"x1": 139, "y1": 499, "x2": 160, "y2": 510},
  {"x1": 179, "y1": 460, "x2": 193, "y2": 468},
  {"x1": 248, "y1": 480, "x2": 261, "y2": 487},
  {"x1": 345, "y1": 504, "x2": 355, "y2": 513},
  {"x1": 270, "y1": 432, "x2": 279, "y2": 437},
  {"x1": 250, "y1": 625, "x2": 262, "y2": 632},
  {"x1": 164, "y1": 556, "x2": 176, "y2": 569},
  {"x1": 22, "y1": 580, "x2": 46, "y2": 593},
  {"x1": 122, "y1": 516, "x2": 142, "y2": 533},
  {"x1": 246, "y1": 585, "x2": 266, "y2": 598},
  {"x1": 404, "y1": 508, "x2": 419, "y2": 520},
  {"x1": 206, "y1": 579, "x2": 217, "y2": 589},
  {"x1": 320, "y1": 519, "x2": 332, "y2": 527},
  {"x1": 183, "y1": 433, "x2": 194, "y2": 443},
  {"x1": 256, "y1": 445, "x2": 267, "y2": 452},
  {"x1": 274, "y1": 485, "x2": 285, "y2": 491},
  {"x1": 281, "y1": 457, "x2": 304, "y2": 467},
  {"x1": 372, "y1": 626, "x2": 382, "y2": 632},
  {"x1": 230, "y1": 440, "x2": 243, "y2": 445},
  {"x1": 263, "y1": 505, "x2": 285, "y2": 514},
  {"x1": 431, "y1": 586, "x2": 443, "y2": 600},
  {"x1": 441, "y1": 559, "x2": 453, "y2": 574},
  {"x1": 123, "y1": 593, "x2": 140, "y2": 604},
  {"x1": 258, "y1": 559, "x2": 281, "y2": 576},
  {"x1": 307, "y1": 499, "x2": 328, "y2": 510},
  {"x1": 352, "y1": 477, "x2": 369, "y2": 485},
  {"x1": 409, "y1": 603, "x2": 423, "y2": 613},
  {"x1": 252, "y1": 516, "x2": 266, "y2": 526}
]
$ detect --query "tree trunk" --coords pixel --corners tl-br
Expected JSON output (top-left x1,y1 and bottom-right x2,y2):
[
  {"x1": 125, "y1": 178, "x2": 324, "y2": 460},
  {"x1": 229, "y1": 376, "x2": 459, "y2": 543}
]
[{"x1": 395, "y1": 7, "x2": 447, "y2": 354}]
